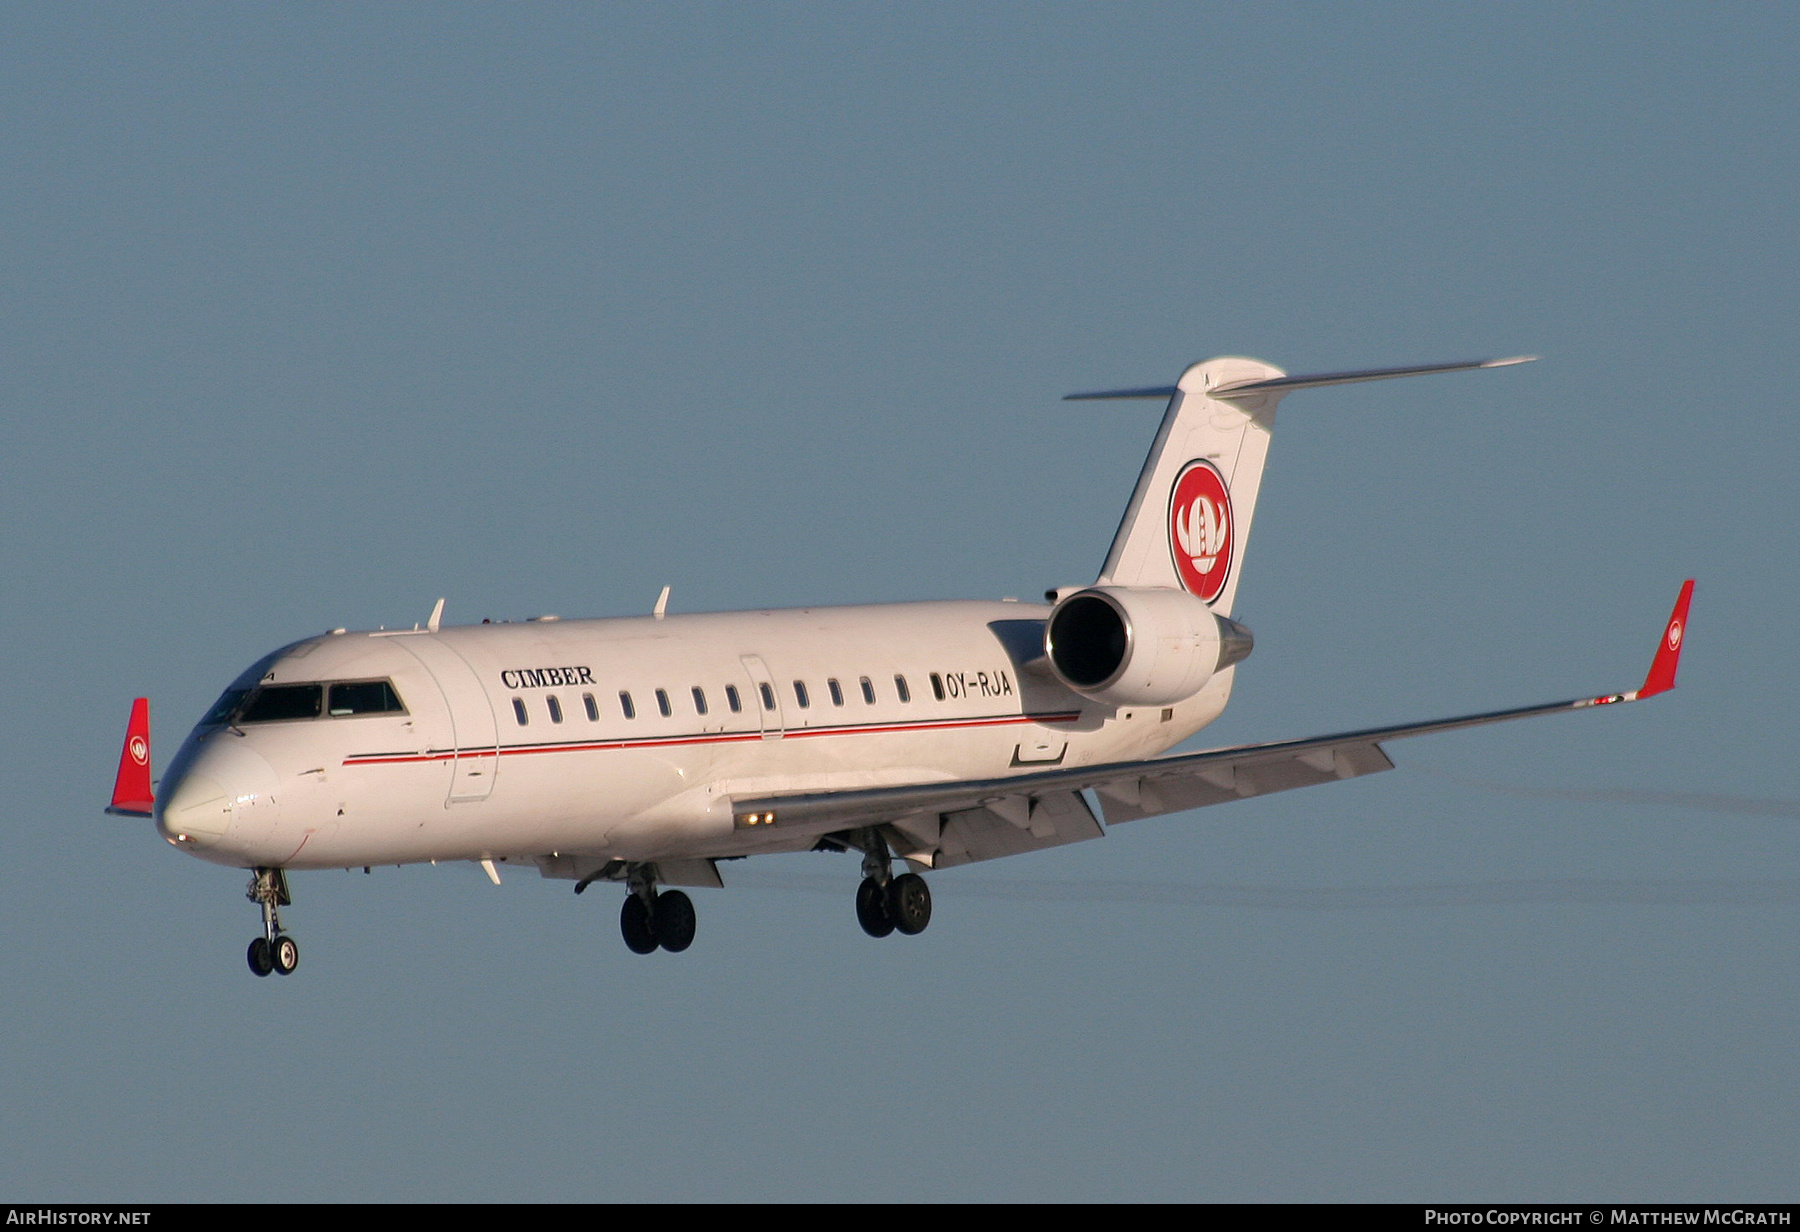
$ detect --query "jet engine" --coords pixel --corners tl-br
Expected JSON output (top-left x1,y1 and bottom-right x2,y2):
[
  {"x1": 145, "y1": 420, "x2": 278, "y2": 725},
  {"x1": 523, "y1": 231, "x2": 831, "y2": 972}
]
[{"x1": 1044, "y1": 586, "x2": 1254, "y2": 707}]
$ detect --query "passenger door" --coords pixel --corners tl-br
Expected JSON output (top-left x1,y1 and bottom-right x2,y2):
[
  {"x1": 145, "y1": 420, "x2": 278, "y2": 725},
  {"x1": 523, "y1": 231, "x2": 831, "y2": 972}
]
[{"x1": 399, "y1": 637, "x2": 499, "y2": 802}]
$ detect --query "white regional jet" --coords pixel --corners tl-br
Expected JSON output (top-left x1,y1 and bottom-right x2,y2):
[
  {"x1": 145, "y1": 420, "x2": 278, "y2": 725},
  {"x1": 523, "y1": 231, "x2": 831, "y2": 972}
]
[{"x1": 108, "y1": 355, "x2": 1693, "y2": 977}]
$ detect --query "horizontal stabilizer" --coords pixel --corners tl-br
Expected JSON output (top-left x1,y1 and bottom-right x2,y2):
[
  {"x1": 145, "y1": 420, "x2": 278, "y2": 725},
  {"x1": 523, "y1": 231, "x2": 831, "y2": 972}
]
[
  {"x1": 1062, "y1": 356, "x2": 1535, "y2": 403},
  {"x1": 1063, "y1": 384, "x2": 1179, "y2": 402},
  {"x1": 1210, "y1": 356, "x2": 1536, "y2": 399}
]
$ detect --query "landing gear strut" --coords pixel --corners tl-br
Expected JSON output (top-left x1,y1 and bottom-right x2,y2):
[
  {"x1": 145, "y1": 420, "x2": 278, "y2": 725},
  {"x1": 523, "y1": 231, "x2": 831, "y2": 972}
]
[
  {"x1": 853, "y1": 831, "x2": 932, "y2": 939},
  {"x1": 618, "y1": 864, "x2": 697, "y2": 955},
  {"x1": 245, "y1": 867, "x2": 299, "y2": 977}
]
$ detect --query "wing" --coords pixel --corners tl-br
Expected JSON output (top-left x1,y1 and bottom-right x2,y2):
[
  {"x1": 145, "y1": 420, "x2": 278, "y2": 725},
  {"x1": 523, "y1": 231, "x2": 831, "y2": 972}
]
[{"x1": 729, "y1": 581, "x2": 1694, "y2": 869}]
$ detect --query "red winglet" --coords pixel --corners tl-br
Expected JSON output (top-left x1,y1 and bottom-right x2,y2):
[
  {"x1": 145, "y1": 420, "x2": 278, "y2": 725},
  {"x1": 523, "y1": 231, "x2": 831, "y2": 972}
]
[
  {"x1": 1636, "y1": 579, "x2": 1694, "y2": 700},
  {"x1": 108, "y1": 697, "x2": 154, "y2": 817}
]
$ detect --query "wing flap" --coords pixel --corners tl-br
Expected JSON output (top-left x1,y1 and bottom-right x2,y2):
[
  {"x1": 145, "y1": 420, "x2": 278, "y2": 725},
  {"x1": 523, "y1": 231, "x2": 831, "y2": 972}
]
[
  {"x1": 936, "y1": 790, "x2": 1104, "y2": 869},
  {"x1": 1096, "y1": 740, "x2": 1394, "y2": 824}
]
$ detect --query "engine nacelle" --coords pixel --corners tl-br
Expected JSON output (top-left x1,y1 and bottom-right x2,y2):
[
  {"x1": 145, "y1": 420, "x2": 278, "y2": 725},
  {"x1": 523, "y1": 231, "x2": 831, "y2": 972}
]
[{"x1": 1044, "y1": 586, "x2": 1253, "y2": 707}]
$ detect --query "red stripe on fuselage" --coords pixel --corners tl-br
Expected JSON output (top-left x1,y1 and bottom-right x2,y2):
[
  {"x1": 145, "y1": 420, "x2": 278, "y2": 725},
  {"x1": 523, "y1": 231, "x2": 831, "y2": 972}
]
[{"x1": 340, "y1": 710, "x2": 1083, "y2": 767}]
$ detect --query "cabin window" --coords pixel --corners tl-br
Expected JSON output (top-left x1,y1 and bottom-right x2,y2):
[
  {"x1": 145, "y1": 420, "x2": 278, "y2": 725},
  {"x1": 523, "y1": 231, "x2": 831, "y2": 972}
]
[
  {"x1": 655, "y1": 688, "x2": 672, "y2": 717},
  {"x1": 725, "y1": 684, "x2": 742, "y2": 713},
  {"x1": 327, "y1": 680, "x2": 406, "y2": 717},
  {"x1": 547, "y1": 695, "x2": 563, "y2": 724},
  {"x1": 620, "y1": 691, "x2": 636, "y2": 720},
  {"x1": 583, "y1": 693, "x2": 599, "y2": 721},
  {"x1": 759, "y1": 682, "x2": 776, "y2": 711},
  {"x1": 692, "y1": 686, "x2": 708, "y2": 715},
  {"x1": 512, "y1": 698, "x2": 528, "y2": 726},
  {"x1": 930, "y1": 672, "x2": 945, "y2": 701},
  {"x1": 894, "y1": 674, "x2": 911, "y2": 703},
  {"x1": 793, "y1": 680, "x2": 810, "y2": 709},
  {"x1": 859, "y1": 676, "x2": 875, "y2": 704},
  {"x1": 828, "y1": 678, "x2": 844, "y2": 706},
  {"x1": 240, "y1": 684, "x2": 322, "y2": 724}
]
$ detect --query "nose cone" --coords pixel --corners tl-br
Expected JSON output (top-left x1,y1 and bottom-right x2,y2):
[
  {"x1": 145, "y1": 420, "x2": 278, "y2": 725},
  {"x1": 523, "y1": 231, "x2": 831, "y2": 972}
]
[
  {"x1": 156, "y1": 738, "x2": 280, "y2": 851},
  {"x1": 157, "y1": 772, "x2": 232, "y2": 842}
]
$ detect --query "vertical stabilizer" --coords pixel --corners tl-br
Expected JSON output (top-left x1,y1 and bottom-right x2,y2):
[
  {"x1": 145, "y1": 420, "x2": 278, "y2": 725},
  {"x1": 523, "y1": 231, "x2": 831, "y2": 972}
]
[
  {"x1": 1093, "y1": 356, "x2": 1287, "y2": 618},
  {"x1": 1072, "y1": 354, "x2": 1535, "y2": 618}
]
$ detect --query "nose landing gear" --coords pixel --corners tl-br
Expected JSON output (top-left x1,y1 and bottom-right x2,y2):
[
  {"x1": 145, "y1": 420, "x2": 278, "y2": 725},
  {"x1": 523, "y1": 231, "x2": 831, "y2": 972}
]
[
  {"x1": 853, "y1": 833, "x2": 932, "y2": 939},
  {"x1": 245, "y1": 867, "x2": 299, "y2": 977}
]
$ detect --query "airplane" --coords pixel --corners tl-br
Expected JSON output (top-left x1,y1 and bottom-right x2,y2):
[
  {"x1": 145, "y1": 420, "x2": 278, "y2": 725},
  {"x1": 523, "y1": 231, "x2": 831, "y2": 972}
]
[{"x1": 107, "y1": 353, "x2": 1693, "y2": 977}]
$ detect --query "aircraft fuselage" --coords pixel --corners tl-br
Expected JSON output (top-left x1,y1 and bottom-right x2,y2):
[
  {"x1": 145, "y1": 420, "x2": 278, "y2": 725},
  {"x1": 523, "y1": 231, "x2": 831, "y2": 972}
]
[{"x1": 155, "y1": 599, "x2": 1233, "y2": 873}]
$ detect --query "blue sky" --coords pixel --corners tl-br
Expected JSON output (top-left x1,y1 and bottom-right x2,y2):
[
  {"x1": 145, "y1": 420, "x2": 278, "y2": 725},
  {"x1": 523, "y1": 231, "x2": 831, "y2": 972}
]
[{"x1": 2, "y1": 4, "x2": 1795, "y2": 1200}]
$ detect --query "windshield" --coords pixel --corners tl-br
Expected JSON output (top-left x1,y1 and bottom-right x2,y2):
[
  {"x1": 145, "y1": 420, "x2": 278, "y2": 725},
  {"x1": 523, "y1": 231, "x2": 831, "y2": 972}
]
[
  {"x1": 328, "y1": 680, "x2": 406, "y2": 716},
  {"x1": 239, "y1": 684, "x2": 323, "y2": 723},
  {"x1": 207, "y1": 679, "x2": 407, "y2": 725},
  {"x1": 201, "y1": 689, "x2": 250, "y2": 726}
]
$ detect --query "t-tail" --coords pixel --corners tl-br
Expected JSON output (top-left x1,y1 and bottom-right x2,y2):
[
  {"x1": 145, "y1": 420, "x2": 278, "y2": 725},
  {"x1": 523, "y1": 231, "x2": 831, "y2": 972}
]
[{"x1": 1068, "y1": 354, "x2": 1537, "y2": 618}]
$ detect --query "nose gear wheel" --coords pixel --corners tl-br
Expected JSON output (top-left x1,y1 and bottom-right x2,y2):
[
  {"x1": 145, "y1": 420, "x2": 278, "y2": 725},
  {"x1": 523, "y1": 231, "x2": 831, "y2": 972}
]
[
  {"x1": 271, "y1": 934, "x2": 300, "y2": 974},
  {"x1": 244, "y1": 868, "x2": 299, "y2": 978}
]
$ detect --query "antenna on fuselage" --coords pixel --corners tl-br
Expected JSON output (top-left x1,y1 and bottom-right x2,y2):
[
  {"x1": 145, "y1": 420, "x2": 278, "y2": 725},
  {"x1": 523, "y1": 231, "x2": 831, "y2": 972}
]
[
  {"x1": 653, "y1": 586, "x2": 670, "y2": 620},
  {"x1": 427, "y1": 597, "x2": 445, "y2": 633}
]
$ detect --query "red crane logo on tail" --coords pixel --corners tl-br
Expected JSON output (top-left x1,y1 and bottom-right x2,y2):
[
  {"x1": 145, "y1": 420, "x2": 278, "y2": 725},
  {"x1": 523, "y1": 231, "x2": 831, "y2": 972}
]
[{"x1": 1169, "y1": 460, "x2": 1233, "y2": 604}]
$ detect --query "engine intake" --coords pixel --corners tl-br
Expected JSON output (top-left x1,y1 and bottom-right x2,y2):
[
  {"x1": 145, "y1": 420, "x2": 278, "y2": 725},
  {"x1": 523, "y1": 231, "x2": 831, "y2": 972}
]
[{"x1": 1044, "y1": 586, "x2": 1252, "y2": 707}]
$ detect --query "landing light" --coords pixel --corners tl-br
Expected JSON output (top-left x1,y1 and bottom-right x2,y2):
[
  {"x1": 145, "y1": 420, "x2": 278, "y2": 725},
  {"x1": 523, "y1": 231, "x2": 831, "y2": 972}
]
[{"x1": 736, "y1": 811, "x2": 777, "y2": 828}]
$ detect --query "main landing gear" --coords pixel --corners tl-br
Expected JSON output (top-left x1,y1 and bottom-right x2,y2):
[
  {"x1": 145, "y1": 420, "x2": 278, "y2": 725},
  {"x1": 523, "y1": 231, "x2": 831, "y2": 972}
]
[
  {"x1": 854, "y1": 835, "x2": 932, "y2": 939},
  {"x1": 245, "y1": 867, "x2": 299, "y2": 978},
  {"x1": 617, "y1": 864, "x2": 697, "y2": 955}
]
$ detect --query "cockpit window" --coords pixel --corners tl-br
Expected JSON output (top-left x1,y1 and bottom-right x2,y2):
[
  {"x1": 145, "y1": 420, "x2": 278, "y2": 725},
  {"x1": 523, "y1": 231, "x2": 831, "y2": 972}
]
[
  {"x1": 202, "y1": 689, "x2": 250, "y2": 725},
  {"x1": 239, "y1": 684, "x2": 323, "y2": 723},
  {"x1": 327, "y1": 680, "x2": 407, "y2": 717}
]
